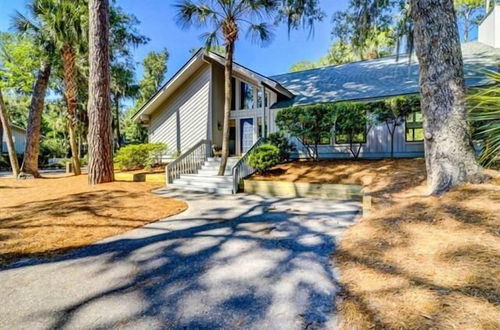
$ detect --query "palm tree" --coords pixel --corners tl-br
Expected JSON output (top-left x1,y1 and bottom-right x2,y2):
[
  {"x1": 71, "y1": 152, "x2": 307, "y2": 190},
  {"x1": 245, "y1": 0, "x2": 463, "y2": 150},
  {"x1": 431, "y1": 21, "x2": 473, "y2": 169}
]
[
  {"x1": 176, "y1": 0, "x2": 277, "y2": 176},
  {"x1": 15, "y1": 0, "x2": 87, "y2": 176},
  {"x1": 12, "y1": 2, "x2": 56, "y2": 178},
  {"x1": 88, "y1": 0, "x2": 114, "y2": 184},
  {"x1": 0, "y1": 87, "x2": 20, "y2": 177}
]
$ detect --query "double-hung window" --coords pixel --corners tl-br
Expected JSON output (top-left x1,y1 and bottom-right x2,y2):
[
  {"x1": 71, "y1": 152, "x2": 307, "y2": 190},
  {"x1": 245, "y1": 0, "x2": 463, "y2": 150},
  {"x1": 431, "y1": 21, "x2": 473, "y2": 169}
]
[{"x1": 405, "y1": 111, "x2": 424, "y2": 142}]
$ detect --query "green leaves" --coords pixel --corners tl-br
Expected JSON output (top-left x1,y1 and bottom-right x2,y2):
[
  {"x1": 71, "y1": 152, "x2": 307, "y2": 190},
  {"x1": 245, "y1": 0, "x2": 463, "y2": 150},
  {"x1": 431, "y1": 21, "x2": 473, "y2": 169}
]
[
  {"x1": 175, "y1": 0, "x2": 322, "y2": 50},
  {"x1": 247, "y1": 143, "x2": 281, "y2": 173},
  {"x1": 0, "y1": 33, "x2": 41, "y2": 93},
  {"x1": 468, "y1": 70, "x2": 500, "y2": 167}
]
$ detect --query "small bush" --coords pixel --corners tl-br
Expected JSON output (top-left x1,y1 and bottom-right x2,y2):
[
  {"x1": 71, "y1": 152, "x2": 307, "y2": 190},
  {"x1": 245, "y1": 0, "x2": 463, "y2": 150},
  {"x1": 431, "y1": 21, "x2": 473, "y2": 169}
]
[
  {"x1": 247, "y1": 144, "x2": 281, "y2": 173},
  {"x1": 265, "y1": 132, "x2": 293, "y2": 161},
  {"x1": 114, "y1": 143, "x2": 167, "y2": 171}
]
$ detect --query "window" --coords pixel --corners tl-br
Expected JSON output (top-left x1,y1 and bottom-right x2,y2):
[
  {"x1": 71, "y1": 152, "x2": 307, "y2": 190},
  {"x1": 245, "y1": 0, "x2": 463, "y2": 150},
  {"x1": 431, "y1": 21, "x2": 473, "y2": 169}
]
[
  {"x1": 303, "y1": 135, "x2": 331, "y2": 145},
  {"x1": 335, "y1": 131, "x2": 366, "y2": 144},
  {"x1": 257, "y1": 90, "x2": 270, "y2": 108},
  {"x1": 240, "y1": 81, "x2": 255, "y2": 109},
  {"x1": 405, "y1": 111, "x2": 424, "y2": 142}
]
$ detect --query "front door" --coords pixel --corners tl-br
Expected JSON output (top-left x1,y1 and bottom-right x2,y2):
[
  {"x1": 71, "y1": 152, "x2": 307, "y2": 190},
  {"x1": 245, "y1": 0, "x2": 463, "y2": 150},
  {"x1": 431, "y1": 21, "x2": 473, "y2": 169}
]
[{"x1": 240, "y1": 118, "x2": 254, "y2": 154}]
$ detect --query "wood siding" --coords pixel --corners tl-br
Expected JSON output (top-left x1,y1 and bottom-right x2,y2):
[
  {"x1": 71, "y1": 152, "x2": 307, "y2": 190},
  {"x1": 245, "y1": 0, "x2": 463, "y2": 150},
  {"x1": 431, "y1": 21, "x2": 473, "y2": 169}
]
[
  {"x1": 1, "y1": 127, "x2": 26, "y2": 154},
  {"x1": 269, "y1": 108, "x2": 424, "y2": 159},
  {"x1": 149, "y1": 65, "x2": 211, "y2": 157}
]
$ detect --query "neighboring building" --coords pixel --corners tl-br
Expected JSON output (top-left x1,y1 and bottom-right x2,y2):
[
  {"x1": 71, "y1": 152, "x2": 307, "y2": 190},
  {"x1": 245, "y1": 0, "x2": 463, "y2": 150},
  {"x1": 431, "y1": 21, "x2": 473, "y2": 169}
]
[
  {"x1": 134, "y1": 4, "x2": 499, "y2": 161},
  {"x1": 132, "y1": 4, "x2": 500, "y2": 193},
  {"x1": 0, "y1": 124, "x2": 27, "y2": 154}
]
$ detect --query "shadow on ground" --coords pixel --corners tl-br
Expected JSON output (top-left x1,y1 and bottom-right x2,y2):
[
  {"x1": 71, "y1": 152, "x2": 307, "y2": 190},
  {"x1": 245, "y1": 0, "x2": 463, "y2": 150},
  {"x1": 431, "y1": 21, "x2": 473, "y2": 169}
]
[{"x1": 0, "y1": 191, "x2": 360, "y2": 329}]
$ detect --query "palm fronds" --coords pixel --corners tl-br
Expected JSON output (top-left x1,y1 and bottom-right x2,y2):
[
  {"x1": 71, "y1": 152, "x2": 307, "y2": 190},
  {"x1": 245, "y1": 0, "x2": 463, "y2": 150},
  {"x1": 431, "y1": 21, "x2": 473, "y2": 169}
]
[{"x1": 468, "y1": 70, "x2": 500, "y2": 167}]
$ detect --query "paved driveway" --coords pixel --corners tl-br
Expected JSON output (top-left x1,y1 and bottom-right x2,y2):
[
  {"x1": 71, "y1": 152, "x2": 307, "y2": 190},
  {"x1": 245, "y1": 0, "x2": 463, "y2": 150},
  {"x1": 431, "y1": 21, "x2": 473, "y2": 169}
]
[{"x1": 0, "y1": 190, "x2": 360, "y2": 330}]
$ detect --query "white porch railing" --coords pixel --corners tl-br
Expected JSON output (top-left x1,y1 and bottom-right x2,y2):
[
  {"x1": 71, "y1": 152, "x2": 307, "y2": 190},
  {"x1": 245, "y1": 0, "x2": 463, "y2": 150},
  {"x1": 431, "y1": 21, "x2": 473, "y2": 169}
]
[
  {"x1": 231, "y1": 138, "x2": 264, "y2": 193},
  {"x1": 166, "y1": 139, "x2": 212, "y2": 184}
]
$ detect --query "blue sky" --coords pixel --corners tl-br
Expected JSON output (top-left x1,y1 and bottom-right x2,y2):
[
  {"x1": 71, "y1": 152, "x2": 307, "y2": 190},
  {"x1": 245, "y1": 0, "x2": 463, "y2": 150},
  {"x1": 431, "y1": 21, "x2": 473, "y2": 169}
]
[
  {"x1": 0, "y1": 0, "x2": 478, "y2": 82},
  {"x1": 0, "y1": 0, "x2": 347, "y2": 81}
]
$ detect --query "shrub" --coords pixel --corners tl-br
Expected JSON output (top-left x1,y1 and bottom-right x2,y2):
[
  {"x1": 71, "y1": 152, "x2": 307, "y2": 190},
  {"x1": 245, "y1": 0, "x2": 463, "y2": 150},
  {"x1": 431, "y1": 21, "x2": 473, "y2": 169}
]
[
  {"x1": 264, "y1": 132, "x2": 293, "y2": 161},
  {"x1": 114, "y1": 143, "x2": 167, "y2": 171},
  {"x1": 275, "y1": 104, "x2": 336, "y2": 160},
  {"x1": 247, "y1": 144, "x2": 281, "y2": 173}
]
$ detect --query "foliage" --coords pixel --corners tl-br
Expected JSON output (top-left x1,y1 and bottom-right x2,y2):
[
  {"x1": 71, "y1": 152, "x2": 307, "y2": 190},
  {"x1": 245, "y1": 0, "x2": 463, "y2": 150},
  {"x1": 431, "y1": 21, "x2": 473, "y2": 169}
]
[
  {"x1": 369, "y1": 95, "x2": 420, "y2": 157},
  {"x1": 264, "y1": 132, "x2": 293, "y2": 161},
  {"x1": 454, "y1": 0, "x2": 484, "y2": 42},
  {"x1": 276, "y1": 104, "x2": 336, "y2": 160},
  {"x1": 468, "y1": 70, "x2": 500, "y2": 168},
  {"x1": 247, "y1": 143, "x2": 281, "y2": 173},
  {"x1": 332, "y1": 102, "x2": 371, "y2": 159},
  {"x1": 122, "y1": 50, "x2": 169, "y2": 145},
  {"x1": 137, "y1": 49, "x2": 169, "y2": 104},
  {"x1": 0, "y1": 152, "x2": 23, "y2": 170},
  {"x1": 114, "y1": 143, "x2": 167, "y2": 171},
  {"x1": 0, "y1": 33, "x2": 40, "y2": 93},
  {"x1": 289, "y1": 31, "x2": 394, "y2": 72}
]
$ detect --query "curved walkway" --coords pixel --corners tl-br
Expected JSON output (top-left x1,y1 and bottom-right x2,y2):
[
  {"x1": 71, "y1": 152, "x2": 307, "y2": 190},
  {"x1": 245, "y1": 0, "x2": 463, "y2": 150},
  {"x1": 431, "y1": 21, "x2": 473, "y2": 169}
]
[{"x1": 0, "y1": 189, "x2": 360, "y2": 330}]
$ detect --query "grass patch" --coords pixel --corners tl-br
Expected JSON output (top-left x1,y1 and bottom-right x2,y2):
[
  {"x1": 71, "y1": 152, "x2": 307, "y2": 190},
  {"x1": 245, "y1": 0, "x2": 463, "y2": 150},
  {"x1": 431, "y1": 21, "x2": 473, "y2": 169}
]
[
  {"x1": 0, "y1": 174, "x2": 187, "y2": 265},
  {"x1": 254, "y1": 159, "x2": 500, "y2": 328}
]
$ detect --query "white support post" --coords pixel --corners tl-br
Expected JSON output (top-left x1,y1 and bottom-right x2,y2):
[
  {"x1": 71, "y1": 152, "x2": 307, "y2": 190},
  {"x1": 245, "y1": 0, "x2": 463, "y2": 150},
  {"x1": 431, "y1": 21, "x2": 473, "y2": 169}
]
[{"x1": 261, "y1": 85, "x2": 266, "y2": 139}]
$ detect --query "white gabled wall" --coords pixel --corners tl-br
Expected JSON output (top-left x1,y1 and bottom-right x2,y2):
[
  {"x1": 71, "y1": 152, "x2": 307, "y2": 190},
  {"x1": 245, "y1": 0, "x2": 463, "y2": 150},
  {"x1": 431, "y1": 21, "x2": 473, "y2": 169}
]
[
  {"x1": 479, "y1": 4, "x2": 500, "y2": 48},
  {"x1": 149, "y1": 65, "x2": 211, "y2": 157}
]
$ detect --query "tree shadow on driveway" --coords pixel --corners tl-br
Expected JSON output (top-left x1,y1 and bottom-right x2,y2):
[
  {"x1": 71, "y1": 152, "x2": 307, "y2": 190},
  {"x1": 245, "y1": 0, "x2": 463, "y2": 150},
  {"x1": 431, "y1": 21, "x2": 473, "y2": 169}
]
[{"x1": 0, "y1": 191, "x2": 360, "y2": 330}]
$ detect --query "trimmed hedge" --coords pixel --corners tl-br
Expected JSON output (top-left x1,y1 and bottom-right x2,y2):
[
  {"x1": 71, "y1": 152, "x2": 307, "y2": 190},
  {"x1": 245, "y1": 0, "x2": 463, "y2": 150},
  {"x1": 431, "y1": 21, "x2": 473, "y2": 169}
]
[
  {"x1": 114, "y1": 143, "x2": 167, "y2": 171},
  {"x1": 247, "y1": 143, "x2": 281, "y2": 173}
]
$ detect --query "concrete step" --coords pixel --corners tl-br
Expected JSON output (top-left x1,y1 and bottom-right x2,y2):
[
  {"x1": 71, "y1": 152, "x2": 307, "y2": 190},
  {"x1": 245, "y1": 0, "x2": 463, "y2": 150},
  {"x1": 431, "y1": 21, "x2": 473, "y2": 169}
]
[
  {"x1": 197, "y1": 169, "x2": 232, "y2": 176},
  {"x1": 169, "y1": 183, "x2": 233, "y2": 195},
  {"x1": 173, "y1": 179, "x2": 233, "y2": 189},
  {"x1": 201, "y1": 164, "x2": 236, "y2": 171},
  {"x1": 179, "y1": 174, "x2": 233, "y2": 183},
  {"x1": 207, "y1": 157, "x2": 241, "y2": 162}
]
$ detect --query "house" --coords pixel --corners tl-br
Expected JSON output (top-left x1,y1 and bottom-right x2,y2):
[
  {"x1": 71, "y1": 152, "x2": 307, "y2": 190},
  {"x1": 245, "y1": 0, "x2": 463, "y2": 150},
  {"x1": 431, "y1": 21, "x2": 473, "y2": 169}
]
[
  {"x1": 133, "y1": 4, "x2": 500, "y2": 193},
  {"x1": 0, "y1": 123, "x2": 27, "y2": 154}
]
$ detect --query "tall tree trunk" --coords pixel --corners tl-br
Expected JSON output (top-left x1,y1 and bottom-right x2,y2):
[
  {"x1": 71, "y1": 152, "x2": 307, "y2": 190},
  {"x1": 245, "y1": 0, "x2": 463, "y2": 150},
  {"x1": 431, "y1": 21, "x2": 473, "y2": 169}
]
[
  {"x1": 218, "y1": 41, "x2": 235, "y2": 176},
  {"x1": 87, "y1": 0, "x2": 114, "y2": 184},
  {"x1": 21, "y1": 61, "x2": 52, "y2": 177},
  {"x1": 411, "y1": 0, "x2": 485, "y2": 195},
  {"x1": 114, "y1": 96, "x2": 121, "y2": 150},
  {"x1": 0, "y1": 87, "x2": 20, "y2": 177},
  {"x1": 61, "y1": 45, "x2": 81, "y2": 175}
]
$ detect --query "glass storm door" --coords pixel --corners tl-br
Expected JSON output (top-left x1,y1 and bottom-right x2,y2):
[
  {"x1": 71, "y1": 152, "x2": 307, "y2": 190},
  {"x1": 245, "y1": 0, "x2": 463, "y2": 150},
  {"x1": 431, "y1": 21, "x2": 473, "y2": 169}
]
[{"x1": 240, "y1": 118, "x2": 254, "y2": 154}]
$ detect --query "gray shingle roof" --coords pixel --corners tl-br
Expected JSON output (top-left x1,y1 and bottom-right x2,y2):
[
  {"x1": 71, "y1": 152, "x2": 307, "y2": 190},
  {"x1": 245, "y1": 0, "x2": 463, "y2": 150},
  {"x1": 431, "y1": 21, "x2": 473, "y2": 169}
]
[{"x1": 270, "y1": 42, "x2": 500, "y2": 108}]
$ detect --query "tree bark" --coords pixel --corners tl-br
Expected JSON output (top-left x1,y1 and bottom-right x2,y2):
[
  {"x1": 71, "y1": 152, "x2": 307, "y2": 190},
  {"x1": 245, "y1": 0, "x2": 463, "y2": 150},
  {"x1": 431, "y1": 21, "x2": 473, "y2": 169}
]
[
  {"x1": 87, "y1": 0, "x2": 114, "y2": 184},
  {"x1": 114, "y1": 96, "x2": 121, "y2": 150},
  {"x1": 0, "y1": 87, "x2": 20, "y2": 177},
  {"x1": 61, "y1": 45, "x2": 81, "y2": 175},
  {"x1": 21, "y1": 61, "x2": 52, "y2": 177},
  {"x1": 218, "y1": 41, "x2": 235, "y2": 176},
  {"x1": 411, "y1": 0, "x2": 485, "y2": 195}
]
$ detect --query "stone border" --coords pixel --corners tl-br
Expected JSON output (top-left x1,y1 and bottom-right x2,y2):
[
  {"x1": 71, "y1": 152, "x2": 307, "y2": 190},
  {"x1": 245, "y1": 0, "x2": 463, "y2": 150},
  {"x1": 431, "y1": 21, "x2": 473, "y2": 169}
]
[
  {"x1": 243, "y1": 179, "x2": 372, "y2": 215},
  {"x1": 114, "y1": 172, "x2": 165, "y2": 183}
]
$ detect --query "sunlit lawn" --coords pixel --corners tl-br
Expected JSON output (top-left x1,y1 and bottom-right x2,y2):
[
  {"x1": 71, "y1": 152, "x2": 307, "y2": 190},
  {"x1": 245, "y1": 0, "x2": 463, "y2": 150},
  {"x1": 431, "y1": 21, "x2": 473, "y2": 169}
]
[
  {"x1": 252, "y1": 159, "x2": 500, "y2": 329},
  {"x1": 0, "y1": 174, "x2": 187, "y2": 265}
]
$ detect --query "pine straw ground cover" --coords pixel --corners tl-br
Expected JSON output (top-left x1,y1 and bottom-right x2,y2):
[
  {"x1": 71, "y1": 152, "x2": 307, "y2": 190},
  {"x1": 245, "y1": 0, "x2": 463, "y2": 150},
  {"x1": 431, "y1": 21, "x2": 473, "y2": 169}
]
[
  {"x1": 251, "y1": 159, "x2": 500, "y2": 329},
  {"x1": 0, "y1": 174, "x2": 187, "y2": 265}
]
